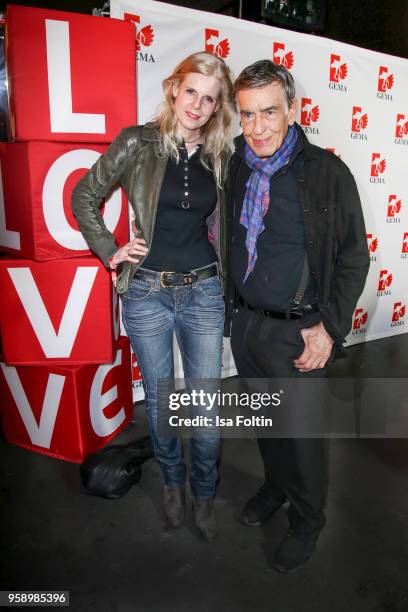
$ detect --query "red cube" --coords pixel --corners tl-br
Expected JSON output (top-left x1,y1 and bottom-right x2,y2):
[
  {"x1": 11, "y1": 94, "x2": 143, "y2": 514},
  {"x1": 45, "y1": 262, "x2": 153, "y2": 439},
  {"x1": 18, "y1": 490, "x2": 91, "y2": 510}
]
[
  {"x1": 0, "y1": 337, "x2": 133, "y2": 462},
  {"x1": 0, "y1": 256, "x2": 120, "y2": 365},
  {"x1": 0, "y1": 141, "x2": 129, "y2": 260},
  {"x1": 6, "y1": 5, "x2": 136, "y2": 142}
]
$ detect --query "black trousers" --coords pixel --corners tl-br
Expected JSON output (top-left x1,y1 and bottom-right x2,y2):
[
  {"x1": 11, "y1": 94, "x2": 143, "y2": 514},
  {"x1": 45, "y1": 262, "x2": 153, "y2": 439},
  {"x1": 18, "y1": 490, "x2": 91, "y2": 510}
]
[{"x1": 231, "y1": 305, "x2": 329, "y2": 537}]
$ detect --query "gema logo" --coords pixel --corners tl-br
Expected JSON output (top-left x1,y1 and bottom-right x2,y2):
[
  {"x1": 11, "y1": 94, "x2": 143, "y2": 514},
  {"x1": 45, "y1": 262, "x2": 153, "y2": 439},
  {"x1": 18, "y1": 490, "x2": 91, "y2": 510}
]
[
  {"x1": 124, "y1": 13, "x2": 155, "y2": 63},
  {"x1": 370, "y1": 153, "x2": 386, "y2": 183},
  {"x1": 300, "y1": 98, "x2": 320, "y2": 135},
  {"x1": 391, "y1": 302, "x2": 405, "y2": 327},
  {"x1": 396, "y1": 114, "x2": 407, "y2": 138},
  {"x1": 377, "y1": 66, "x2": 394, "y2": 100},
  {"x1": 272, "y1": 42, "x2": 294, "y2": 69},
  {"x1": 377, "y1": 269, "x2": 393, "y2": 295},
  {"x1": 351, "y1": 106, "x2": 368, "y2": 141},
  {"x1": 401, "y1": 232, "x2": 408, "y2": 259},
  {"x1": 352, "y1": 308, "x2": 368, "y2": 334},
  {"x1": 329, "y1": 54, "x2": 348, "y2": 91},
  {"x1": 395, "y1": 114, "x2": 408, "y2": 145},
  {"x1": 366, "y1": 233, "x2": 378, "y2": 261},
  {"x1": 387, "y1": 195, "x2": 402, "y2": 223},
  {"x1": 205, "y1": 29, "x2": 230, "y2": 58}
]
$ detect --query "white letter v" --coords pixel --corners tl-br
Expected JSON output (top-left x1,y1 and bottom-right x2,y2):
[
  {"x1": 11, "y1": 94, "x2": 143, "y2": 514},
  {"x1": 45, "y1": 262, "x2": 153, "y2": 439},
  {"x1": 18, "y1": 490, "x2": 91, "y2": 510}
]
[{"x1": 7, "y1": 267, "x2": 98, "y2": 358}]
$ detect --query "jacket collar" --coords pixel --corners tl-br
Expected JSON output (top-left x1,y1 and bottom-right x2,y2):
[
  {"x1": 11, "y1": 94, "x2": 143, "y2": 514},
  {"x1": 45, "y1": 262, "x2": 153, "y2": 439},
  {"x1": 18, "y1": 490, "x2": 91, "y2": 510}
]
[
  {"x1": 233, "y1": 122, "x2": 318, "y2": 161},
  {"x1": 141, "y1": 122, "x2": 161, "y2": 142},
  {"x1": 141, "y1": 122, "x2": 165, "y2": 158}
]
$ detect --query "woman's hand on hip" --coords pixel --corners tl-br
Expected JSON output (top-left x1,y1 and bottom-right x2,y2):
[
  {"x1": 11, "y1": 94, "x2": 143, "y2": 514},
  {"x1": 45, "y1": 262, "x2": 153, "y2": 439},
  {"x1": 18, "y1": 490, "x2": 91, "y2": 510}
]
[{"x1": 110, "y1": 238, "x2": 148, "y2": 268}]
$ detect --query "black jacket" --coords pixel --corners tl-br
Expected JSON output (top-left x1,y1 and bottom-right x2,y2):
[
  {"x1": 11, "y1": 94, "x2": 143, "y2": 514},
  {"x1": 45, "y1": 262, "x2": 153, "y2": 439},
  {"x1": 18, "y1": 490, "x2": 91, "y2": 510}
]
[{"x1": 224, "y1": 127, "x2": 370, "y2": 355}]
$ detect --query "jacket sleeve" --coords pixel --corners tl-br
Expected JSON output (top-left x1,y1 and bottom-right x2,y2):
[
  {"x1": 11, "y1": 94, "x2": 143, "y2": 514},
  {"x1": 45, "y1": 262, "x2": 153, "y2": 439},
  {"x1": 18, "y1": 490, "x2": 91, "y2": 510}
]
[
  {"x1": 320, "y1": 165, "x2": 370, "y2": 345},
  {"x1": 71, "y1": 128, "x2": 130, "y2": 266}
]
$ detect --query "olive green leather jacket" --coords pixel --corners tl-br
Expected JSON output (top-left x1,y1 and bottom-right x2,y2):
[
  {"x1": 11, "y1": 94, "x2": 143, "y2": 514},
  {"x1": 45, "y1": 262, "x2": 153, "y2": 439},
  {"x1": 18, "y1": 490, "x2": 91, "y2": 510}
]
[{"x1": 71, "y1": 123, "x2": 229, "y2": 294}]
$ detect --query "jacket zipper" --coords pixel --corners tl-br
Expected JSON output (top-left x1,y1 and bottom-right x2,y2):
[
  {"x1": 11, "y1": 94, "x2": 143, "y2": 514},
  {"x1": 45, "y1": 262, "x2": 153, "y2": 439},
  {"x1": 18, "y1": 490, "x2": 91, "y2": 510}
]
[
  {"x1": 134, "y1": 154, "x2": 169, "y2": 271},
  {"x1": 229, "y1": 157, "x2": 243, "y2": 313},
  {"x1": 149, "y1": 155, "x2": 169, "y2": 247},
  {"x1": 215, "y1": 180, "x2": 223, "y2": 281}
]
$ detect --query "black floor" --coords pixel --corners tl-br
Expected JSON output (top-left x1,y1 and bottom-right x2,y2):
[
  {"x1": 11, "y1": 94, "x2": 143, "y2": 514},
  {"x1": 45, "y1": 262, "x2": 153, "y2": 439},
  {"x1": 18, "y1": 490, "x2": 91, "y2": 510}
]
[{"x1": 1, "y1": 334, "x2": 408, "y2": 612}]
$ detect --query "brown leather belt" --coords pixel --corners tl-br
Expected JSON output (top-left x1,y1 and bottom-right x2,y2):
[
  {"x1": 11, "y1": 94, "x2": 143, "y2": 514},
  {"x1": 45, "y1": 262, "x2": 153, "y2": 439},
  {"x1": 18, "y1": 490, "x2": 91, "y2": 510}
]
[
  {"x1": 238, "y1": 296, "x2": 319, "y2": 320},
  {"x1": 135, "y1": 263, "x2": 218, "y2": 288}
]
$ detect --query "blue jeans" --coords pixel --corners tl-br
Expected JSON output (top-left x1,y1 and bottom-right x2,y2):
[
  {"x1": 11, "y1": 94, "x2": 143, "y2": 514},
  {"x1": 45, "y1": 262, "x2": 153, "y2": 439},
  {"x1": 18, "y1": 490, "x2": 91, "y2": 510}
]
[{"x1": 121, "y1": 267, "x2": 224, "y2": 500}]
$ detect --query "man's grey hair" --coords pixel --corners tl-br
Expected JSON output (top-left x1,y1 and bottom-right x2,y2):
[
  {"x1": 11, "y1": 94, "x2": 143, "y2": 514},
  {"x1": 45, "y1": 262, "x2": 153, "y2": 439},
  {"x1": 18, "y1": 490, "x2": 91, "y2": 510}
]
[{"x1": 234, "y1": 60, "x2": 296, "y2": 109}]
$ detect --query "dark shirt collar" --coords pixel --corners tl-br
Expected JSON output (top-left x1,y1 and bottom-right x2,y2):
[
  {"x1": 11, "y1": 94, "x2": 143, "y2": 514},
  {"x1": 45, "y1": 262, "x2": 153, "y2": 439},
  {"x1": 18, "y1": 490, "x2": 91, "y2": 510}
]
[{"x1": 179, "y1": 143, "x2": 201, "y2": 153}]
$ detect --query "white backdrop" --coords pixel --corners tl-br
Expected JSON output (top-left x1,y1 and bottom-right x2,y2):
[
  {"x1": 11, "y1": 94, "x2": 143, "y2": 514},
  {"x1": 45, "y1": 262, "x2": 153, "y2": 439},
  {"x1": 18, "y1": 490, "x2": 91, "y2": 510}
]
[{"x1": 111, "y1": 0, "x2": 408, "y2": 352}]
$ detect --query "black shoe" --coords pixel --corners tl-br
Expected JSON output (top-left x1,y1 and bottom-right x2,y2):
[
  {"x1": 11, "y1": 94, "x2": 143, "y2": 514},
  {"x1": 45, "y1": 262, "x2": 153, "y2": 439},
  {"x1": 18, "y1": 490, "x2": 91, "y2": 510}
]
[
  {"x1": 193, "y1": 498, "x2": 217, "y2": 543},
  {"x1": 241, "y1": 484, "x2": 285, "y2": 527},
  {"x1": 272, "y1": 529, "x2": 318, "y2": 573},
  {"x1": 163, "y1": 485, "x2": 185, "y2": 529}
]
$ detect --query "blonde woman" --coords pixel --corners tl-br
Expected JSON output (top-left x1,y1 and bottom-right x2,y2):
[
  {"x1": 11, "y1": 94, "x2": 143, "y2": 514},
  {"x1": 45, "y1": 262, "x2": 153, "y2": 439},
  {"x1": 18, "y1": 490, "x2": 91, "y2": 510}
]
[{"x1": 72, "y1": 52, "x2": 235, "y2": 542}]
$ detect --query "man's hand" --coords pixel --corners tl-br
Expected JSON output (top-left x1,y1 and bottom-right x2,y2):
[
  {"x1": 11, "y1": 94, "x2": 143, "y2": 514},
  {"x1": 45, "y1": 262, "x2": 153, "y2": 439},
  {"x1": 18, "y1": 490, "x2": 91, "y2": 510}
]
[{"x1": 293, "y1": 321, "x2": 334, "y2": 372}]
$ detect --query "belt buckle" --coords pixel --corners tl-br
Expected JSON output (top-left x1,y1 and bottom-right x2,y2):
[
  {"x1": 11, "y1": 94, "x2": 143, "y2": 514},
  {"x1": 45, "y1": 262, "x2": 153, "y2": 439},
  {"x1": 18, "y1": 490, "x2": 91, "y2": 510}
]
[{"x1": 160, "y1": 271, "x2": 174, "y2": 288}]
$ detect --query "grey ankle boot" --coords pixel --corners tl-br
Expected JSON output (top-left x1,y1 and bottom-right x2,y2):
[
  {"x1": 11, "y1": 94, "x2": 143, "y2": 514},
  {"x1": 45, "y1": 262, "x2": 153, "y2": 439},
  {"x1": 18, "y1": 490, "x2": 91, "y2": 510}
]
[
  {"x1": 193, "y1": 498, "x2": 217, "y2": 542},
  {"x1": 163, "y1": 485, "x2": 185, "y2": 528}
]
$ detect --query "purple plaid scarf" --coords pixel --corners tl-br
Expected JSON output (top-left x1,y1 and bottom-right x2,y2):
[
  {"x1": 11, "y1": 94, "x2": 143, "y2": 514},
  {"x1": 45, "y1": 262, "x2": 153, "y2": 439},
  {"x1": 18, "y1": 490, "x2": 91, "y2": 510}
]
[{"x1": 240, "y1": 124, "x2": 298, "y2": 282}]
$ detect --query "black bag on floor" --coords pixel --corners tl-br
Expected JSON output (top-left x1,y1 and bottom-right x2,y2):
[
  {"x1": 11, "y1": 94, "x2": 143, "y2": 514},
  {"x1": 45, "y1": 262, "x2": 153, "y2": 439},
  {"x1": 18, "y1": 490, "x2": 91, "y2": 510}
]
[{"x1": 80, "y1": 436, "x2": 154, "y2": 499}]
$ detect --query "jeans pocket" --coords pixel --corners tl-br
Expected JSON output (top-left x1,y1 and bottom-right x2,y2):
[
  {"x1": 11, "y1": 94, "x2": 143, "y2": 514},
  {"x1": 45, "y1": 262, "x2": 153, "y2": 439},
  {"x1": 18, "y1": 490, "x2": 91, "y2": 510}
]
[
  {"x1": 123, "y1": 279, "x2": 153, "y2": 302},
  {"x1": 196, "y1": 276, "x2": 222, "y2": 298}
]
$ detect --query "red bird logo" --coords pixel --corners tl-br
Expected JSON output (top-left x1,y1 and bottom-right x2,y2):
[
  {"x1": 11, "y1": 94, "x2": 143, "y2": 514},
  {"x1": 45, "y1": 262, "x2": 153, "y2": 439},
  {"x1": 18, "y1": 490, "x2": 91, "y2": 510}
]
[
  {"x1": 353, "y1": 308, "x2": 368, "y2": 330},
  {"x1": 136, "y1": 25, "x2": 154, "y2": 51},
  {"x1": 124, "y1": 13, "x2": 155, "y2": 52},
  {"x1": 371, "y1": 154, "x2": 386, "y2": 177},
  {"x1": 396, "y1": 115, "x2": 408, "y2": 138},
  {"x1": 367, "y1": 234, "x2": 378, "y2": 253},
  {"x1": 337, "y1": 63, "x2": 348, "y2": 80},
  {"x1": 378, "y1": 270, "x2": 393, "y2": 291},
  {"x1": 402, "y1": 233, "x2": 408, "y2": 253},
  {"x1": 352, "y1": 107, "x2": 368, "y2": 132},
  {"x1": 377, "y1": 159, "x2": 386, "y2": 173},
  {"x1": 273, "y1": 44, "x2": 294, "y2": 70},
  {"x1": 360, "y1": 312, "x2": 369, "y2": 326},
  {"x1": 330, "y1": 55, "x2": 348, "y2": 82},
  {"x1": 205, "y1": 29, "x2": 230, "y2": 59},
  {"x1": 388, "y1": 196, "x2": 402, "y2": 217},
  {"x1": 282, "y1": 51, "x2": 294, "y2": 70},
  {"x1": 378, "y1": 66, "x2": 394, "y2": 92},
  {"x1": 214, "y1": 38, "x2": 230, "y2": 59},
  {"x1": 309, "y1": 106, "x2": 320, "y2": 122},
  {"x1": 392, "y1": 302, "x2": 406, "y2": 322},
  {"x1": 301, "y1": 99, "x2": 320, "y2": 125}
]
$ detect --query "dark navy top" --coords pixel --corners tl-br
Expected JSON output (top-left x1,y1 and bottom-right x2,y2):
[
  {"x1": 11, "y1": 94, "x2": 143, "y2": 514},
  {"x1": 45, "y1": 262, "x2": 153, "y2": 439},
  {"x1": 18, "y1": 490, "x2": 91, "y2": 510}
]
[{"x1": 142, "y1": 145, "x2": 218, "y2": 272}]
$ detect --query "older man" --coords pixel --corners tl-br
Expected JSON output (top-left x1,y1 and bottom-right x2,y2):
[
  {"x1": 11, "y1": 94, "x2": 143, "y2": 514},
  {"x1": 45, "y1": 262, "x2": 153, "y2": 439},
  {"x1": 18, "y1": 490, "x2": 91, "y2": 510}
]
[{"x1": 225, "y1": 60, "x2": 369, "y2": 572}]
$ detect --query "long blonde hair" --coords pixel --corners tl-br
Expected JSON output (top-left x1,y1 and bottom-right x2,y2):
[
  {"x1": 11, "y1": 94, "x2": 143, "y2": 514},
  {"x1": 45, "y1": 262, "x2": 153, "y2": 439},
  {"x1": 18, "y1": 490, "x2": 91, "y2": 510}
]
[{"x1": 155, "y1": 52, "x2": 235, "y2": 187}]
